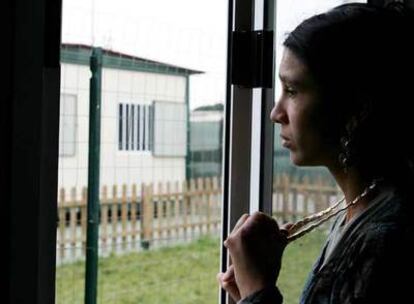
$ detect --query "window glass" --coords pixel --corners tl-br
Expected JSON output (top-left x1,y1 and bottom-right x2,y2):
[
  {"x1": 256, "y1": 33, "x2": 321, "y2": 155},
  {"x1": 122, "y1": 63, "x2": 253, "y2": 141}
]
[
  {"x1": 56, "y1": 0, "x2": 227, "y2": 303},
  {"x1": 153, "y1": 101, "x2": 186, "y2": 157}
]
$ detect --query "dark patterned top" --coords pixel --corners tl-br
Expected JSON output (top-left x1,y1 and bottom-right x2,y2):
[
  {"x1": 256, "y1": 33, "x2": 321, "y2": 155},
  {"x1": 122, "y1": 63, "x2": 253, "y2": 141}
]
[{"x1": 239, "y1": 185, "x2": 414, "y2": 304}]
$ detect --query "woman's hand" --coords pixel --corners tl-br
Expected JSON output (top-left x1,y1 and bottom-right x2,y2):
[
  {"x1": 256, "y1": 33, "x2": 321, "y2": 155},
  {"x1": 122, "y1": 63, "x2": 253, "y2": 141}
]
[
  {"x1": 217, "y1": 264, "x2": 241, "y2": 302},
  {"x1": 217, "y1": 212, "x2": 291, "y2": 302}
]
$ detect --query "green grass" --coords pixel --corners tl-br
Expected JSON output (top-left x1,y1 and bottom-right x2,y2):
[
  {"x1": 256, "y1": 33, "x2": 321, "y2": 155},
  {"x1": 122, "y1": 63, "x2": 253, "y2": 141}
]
[
  {"x1": 56, "y1": 232, "x2": 326, "y2": 304},
  {"x1": 278, "y1": 231, "x2": 327, "y2": 304}
]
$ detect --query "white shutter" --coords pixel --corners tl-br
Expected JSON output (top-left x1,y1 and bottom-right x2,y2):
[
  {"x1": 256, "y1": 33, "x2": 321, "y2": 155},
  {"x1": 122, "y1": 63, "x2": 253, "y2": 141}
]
[
  {"x1": 59, "y1": 94, "x2": 77, "y2": 156},
  {"x1": 153, "y1": 101, "x2": 187, "y2": 157}
]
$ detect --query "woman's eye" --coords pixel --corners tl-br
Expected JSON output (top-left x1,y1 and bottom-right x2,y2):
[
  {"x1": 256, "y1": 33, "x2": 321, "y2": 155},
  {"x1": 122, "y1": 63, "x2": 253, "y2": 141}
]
[{"x1": 284, "y1": 87, "x2": 297, "y2": 97}]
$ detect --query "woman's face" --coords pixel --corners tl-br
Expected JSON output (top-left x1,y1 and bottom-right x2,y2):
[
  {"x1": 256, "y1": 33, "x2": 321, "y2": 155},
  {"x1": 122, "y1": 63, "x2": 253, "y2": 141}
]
[{"x1": 270, "y1": 48, "x2": 337, "y2": 167}]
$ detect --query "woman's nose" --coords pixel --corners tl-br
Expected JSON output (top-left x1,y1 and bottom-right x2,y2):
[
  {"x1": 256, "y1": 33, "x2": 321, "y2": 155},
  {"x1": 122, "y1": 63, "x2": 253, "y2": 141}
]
[{"x1": 270, "y1": 102, "x2": 286, "y2": 124}]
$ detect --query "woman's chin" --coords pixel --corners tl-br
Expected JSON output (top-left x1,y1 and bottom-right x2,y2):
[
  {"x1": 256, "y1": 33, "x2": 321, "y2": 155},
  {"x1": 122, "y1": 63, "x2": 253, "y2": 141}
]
[
  {"x1": 290, "y1": 153, "x2": 310, "y2": 167},
  {"x1": 291, "y1": 153, "x2": 325, "y2": 167}
]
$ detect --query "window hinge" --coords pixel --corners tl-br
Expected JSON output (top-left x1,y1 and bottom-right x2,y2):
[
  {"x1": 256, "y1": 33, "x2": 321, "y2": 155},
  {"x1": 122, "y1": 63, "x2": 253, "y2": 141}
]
[{"x1": 231, "y1": 30, "x2": 274, "y2": 88}]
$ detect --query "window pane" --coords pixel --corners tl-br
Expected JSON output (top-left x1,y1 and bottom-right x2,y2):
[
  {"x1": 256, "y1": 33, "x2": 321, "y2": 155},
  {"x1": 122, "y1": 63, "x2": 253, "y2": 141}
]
[
  {"x1": 57, "y1": 0, "x2": 226, "y2": 303},
  {"x1": 153, "y1": 101, "x2": 187, "y2": 157}
]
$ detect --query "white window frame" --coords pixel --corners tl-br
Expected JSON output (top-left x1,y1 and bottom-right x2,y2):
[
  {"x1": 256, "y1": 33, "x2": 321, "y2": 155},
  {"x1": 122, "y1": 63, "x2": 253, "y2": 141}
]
[{"x1": 220, "y1": 0, "x2": 275, "y2": 303}]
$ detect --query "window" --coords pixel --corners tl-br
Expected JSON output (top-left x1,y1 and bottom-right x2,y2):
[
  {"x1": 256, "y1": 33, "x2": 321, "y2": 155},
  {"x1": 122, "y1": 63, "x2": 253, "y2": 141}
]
[
  {"x1": 152, "y1": 100, "x2": 187, "y2": 157},
  {"x1": 58, "y1": 1, "x2": 225, "y2": 302},
  {"x1": 59, "y1": 93, "x2": 77, "y2": 156},
  {"x1": 118, "y1": 103, "x2": 153, "y2": 151}
]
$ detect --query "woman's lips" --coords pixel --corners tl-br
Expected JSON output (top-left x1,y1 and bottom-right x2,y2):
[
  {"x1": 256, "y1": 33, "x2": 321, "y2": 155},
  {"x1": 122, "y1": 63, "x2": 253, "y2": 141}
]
[{"x1": 280, "y1": 135, "x2": 291, "y2": 148}]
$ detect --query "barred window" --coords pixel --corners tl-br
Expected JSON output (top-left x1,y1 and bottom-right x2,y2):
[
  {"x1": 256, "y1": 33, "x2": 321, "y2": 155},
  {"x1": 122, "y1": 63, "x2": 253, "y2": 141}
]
[{"x1": 118, "y1": 103, "x2": 153, "y2": 151}]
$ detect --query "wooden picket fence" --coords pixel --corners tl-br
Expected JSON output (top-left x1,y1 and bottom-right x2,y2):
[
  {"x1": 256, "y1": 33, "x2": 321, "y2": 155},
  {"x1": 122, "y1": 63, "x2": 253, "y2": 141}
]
[
  {"x1": 272, "y1": 174, "x2": 342, "y2": 223},
  {"x1": 56, "y1": 174, "x2": 341, "y2": 262}
]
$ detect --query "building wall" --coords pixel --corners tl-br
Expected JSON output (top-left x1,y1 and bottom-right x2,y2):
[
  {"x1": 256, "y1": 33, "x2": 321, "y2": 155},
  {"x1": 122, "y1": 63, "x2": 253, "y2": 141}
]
[{"x1": 58, "y1": 63, "x2": 187, "y2": 197}]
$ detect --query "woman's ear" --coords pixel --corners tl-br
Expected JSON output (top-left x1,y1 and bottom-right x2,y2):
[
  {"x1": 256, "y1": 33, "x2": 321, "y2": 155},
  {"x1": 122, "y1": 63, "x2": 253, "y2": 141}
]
[
  {"x1": 345, "y1": 98, "x2": 372, "y2": 134},
  {"x1": 359, "y1": 99, "x2": 373, "y2": 121}
]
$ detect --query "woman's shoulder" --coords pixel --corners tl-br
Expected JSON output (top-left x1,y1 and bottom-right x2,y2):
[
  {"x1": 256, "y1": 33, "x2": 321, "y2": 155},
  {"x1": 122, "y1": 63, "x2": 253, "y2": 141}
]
[
  {"x1": 356, "y1": 189, "x2": 414, "y2": 252},
  {"x1": 337, "y1": 186, "x2": 412, "y2": 253}
]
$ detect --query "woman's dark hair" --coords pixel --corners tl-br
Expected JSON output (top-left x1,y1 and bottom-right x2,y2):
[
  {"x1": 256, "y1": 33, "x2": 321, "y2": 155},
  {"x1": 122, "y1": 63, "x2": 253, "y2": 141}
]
[{"x1": 284, "y1": 2, "x2": 414, "y2": 187}]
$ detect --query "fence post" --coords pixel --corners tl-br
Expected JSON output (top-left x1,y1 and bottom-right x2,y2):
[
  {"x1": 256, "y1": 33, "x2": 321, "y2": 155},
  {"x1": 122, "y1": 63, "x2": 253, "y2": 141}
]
[
  {"x1": 315, "y1": 175, "x2": 324, "y2": 212},
  {"x1": 190, "y1": 179, "x2": 197, "y2": 238},
  {"x1": 197, "y1": 178, "x2": 204, "y2": 234},
  {"x1": 302, "y1": 176, "x2": 310, "y2": 217},
  {"x1": 157, "y1": 181, "x2": 163, "y2": 244},
  {"x1": 291, "y1": 175, "x2": 298, "y2": 222},
  {"x1": 81, "y1": 187, "x2": 87, "y2": 255},
  {"x1": 282, "y1": 174, "x2": 289, "y2": 222},
  {"x1": 131, "y1": 184, "x2": 137, "y2": 249},
  {"x1": 121, "y1": 184, "x2": 128, "y2": 249},
  {"x1": 205, "y1": 177, "x2": 212, "y2": 234},
  {"x1": 212, "y1": 176, "x2": 220, "y2": 231},
  {"x1": 101, "y1": 186, "x2": 108, "y2": 254},
  {"x1": 70, "y1": 188, "x2": 77, "y2": 258},
  {"x1": 141, "y1": 183, "x2": 153, "y2": 249},
  {"x1": 111, "y1": 185, "x2": 118, "y2": 252},
  {"x1": 271, "y1": 176, "x2": 276, "y2": 216},
  {"x1": 58, "y1": 188, "x2": 66, "y2": 260},
  {"x1": 182, "y1": 180, "x2": 189, "y2": 240},
  {"x1": 336, "y1": 181, "x2": 343, "y2": 206},
  {"x1": 174, "y1": 181, "x2": 180, "y2": 237},
  {"x1": 166, "y1": 181, "x2": 172, "y2": 243},
  {"x1": 85, "y1": 47, "x2": 103, "y2": 304}
]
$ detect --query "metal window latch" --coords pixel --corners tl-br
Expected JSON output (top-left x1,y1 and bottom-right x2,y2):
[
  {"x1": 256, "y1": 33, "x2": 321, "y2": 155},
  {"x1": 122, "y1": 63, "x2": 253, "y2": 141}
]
[{"x1": 231, "y1": 30, "x2": 274, "y2": 88}]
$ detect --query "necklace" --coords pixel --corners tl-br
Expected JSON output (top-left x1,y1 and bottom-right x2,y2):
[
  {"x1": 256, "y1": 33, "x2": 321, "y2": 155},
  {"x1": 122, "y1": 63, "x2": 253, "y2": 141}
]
[{"x1": 286, "y1": 178, "x2": 383, "y2": 243}]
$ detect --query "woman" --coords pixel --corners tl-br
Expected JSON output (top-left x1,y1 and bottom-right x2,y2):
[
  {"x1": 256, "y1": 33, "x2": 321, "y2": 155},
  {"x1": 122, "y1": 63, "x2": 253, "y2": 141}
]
[{"x1": 217, "y1": 3, "x2": 414, "y2": 303}]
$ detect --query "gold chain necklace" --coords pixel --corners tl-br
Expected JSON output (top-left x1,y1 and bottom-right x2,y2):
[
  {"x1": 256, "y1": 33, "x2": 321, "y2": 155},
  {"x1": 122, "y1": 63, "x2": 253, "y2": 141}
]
[{"x1": 286, "y1": 178, "x2": 383, "y2": 243}]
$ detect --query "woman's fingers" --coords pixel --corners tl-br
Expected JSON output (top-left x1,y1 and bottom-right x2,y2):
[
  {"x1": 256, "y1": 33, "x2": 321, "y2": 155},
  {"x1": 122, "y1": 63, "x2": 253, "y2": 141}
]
[
  {"x1": 217, "y1": 266, "x2": 241, "y2": 302},
  {"x1": 232, "y1": 213, "x2": 250, "y2": 236},
  {"x1": 219, "y1": 213, "x2": 290, "y2": 301},
  {"x1": 221, "y1": 279, "x2": 241, "y2": 302},
  {"x1": 222, "y1": 264, "x2": 235, "y2": 282},
  {"x1": 280, "y1": 222, "x2": 294, "y2": 231},
  {"x1": 279, "y1": 222, "x2": 294, "y2": 238},
  {"x1": 224, "y1": 213, "x2": 250, "y2": 248}
]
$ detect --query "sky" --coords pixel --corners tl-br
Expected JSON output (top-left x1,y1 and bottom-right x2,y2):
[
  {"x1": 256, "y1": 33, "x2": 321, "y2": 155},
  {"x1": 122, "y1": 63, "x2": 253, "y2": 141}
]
[{"x1": 62, "y1": 0, "x2": 360, "y2": 110}]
